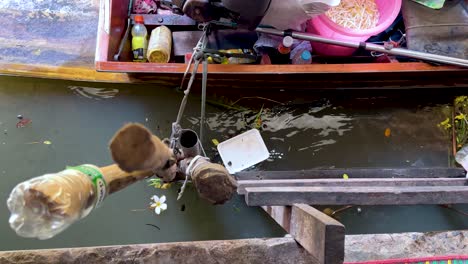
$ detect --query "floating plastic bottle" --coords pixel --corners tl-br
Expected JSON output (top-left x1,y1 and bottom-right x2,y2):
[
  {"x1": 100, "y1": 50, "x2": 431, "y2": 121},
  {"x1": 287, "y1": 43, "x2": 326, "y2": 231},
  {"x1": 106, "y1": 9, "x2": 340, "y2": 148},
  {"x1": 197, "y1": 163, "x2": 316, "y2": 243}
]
[
  {"x1": 131, "y1": 15, "x2": 148, "y2": 62},
  {"x1": 7, "y1": 165, "x2": 107, "y2": 240}
]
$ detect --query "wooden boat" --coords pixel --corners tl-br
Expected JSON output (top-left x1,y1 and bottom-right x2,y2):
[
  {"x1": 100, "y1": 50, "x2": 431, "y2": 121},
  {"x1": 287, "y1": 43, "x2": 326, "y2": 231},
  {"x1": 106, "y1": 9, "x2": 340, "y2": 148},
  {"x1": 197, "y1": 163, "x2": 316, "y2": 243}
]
[
  {"x1": 95, "y1": 0, "x2": 468, "y2": 89},
  {"x1": 0, "y1": 0, "x2": 466, "y2": 88}
]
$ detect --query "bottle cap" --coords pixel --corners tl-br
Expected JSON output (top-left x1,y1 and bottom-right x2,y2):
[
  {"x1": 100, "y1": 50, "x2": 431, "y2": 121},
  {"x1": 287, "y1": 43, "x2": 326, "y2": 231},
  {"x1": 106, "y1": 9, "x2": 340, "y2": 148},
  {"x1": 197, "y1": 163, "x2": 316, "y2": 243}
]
[
  {"x1": 301, "y1": 50, "x2": 312, "y2": 61},
  {"x1": 282, "y1": 36, "x2": 294, "y2": 48},
  {"x1": 134, "y1": 15, "x2": 144, "y2": 24}
]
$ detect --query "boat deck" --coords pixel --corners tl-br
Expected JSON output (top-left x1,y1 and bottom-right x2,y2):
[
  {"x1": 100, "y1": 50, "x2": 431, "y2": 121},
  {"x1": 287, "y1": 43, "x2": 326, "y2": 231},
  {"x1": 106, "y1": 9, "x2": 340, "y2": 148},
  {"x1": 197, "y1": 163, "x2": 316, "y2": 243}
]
[{"x1": 0, "y1": 0, "x2": 467, "y2": 88}]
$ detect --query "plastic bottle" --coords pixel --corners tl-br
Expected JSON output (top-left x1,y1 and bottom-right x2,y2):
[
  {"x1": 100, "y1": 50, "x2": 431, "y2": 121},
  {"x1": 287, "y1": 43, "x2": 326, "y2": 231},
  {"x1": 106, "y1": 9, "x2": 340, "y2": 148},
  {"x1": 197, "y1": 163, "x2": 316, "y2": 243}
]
[
  {"x1": 290, "y1": 41, "x2": 313, "y2": 64},
  {"x1": 7, "y1": 164, "x2": 107, "y2": 239},
  {"x1": 147, "y1": 26, "x2": 172, "y2": 63},
  {"x1": 292, "y1": 50, "x2": 312, "y2": 64},
  {"x1": 278, "y1": 36, "x2": 294, "y2": 55},
  {"x1": 131, "y1": 15, "x2": 148, "y2": 62}
]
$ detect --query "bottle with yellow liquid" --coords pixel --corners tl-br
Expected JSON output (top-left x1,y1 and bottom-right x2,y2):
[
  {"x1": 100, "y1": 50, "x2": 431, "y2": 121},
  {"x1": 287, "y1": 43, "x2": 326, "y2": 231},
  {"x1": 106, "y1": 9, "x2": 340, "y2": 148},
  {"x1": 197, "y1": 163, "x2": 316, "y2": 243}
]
[{"x1": 131, "y1": 15, "x2": 148, "y2": 62}]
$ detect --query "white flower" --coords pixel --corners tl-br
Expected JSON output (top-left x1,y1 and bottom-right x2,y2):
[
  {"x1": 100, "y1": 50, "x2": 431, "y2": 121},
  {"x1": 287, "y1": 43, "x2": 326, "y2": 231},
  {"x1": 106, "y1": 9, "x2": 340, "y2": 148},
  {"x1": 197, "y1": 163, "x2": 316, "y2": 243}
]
[{"x1": 150, "y1": 195, "x2": 167, "y2": 215}]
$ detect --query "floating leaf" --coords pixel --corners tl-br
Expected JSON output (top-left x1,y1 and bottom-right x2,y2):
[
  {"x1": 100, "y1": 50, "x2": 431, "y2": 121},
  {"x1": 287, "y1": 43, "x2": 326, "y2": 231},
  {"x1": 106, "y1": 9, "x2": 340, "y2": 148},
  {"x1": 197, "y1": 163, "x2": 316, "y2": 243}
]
[
  {"x1": 43, "y1": 140, "x2": 52, "y2": 145},
  {"x1": 323, "y1": 208, "x2": 334, "y2": 216},
  {"x1": 212, "y1": 139, "x2": 220, "y2": 146},
  {"x1": 455, "y1": 113, "x2": 467, "y2": 121},
  {"x1": 438, "y1": 118, "x2": 451, "y2": 130},
  {"x1": 455, "y1": 96, "x2": 467, "y2": 105},
  {"x1": 343, "y1": 173, "x2": 349, "y2": 180},
  {"x1": 160, "y1": 183, "x2": 172, "y2": 189},
  {"x1": 148, "y1": 178, "x2": 163, "y2": 188},
  {"x1": 253, "y1": 105, "x2": 264, "y2": 129},
  {"x1": 384, "y1": 128, "x2": 391, "y2": 137}
]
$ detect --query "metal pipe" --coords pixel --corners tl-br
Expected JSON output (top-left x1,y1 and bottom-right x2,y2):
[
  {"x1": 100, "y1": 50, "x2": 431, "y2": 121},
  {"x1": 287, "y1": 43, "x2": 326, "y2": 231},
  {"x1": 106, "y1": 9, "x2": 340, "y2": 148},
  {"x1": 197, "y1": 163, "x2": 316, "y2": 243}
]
[
  {"x1": 201, "y1": 58, "x2": 208, "y2": 143},
  {"x1": 179, "y1": 129, "x2": 202, "y2": 158},
  {"x1": 256, "y1": 27, "x2": 468, "y2": 68}
]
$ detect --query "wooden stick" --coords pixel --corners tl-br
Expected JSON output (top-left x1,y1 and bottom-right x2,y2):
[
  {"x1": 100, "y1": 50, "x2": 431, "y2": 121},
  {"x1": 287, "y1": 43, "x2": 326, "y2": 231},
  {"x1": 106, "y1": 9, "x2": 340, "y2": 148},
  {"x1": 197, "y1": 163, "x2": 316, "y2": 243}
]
[
  {"x1": 109, "y1": 123, "x2": 177, "y2": 182},
  {"x1": 101, "y1": 164, "x2": 153, "y2": 194},
  {"x1": 109, "y1": 123, "x2": 237, "y2": 204}
]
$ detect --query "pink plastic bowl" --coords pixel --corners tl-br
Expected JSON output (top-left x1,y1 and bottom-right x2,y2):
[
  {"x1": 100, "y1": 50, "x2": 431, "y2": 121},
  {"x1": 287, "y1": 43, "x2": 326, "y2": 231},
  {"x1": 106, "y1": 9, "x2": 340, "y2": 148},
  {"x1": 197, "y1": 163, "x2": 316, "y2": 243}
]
[{"x1": 307, "y1": 0, "x2": 402, "y2": 56}]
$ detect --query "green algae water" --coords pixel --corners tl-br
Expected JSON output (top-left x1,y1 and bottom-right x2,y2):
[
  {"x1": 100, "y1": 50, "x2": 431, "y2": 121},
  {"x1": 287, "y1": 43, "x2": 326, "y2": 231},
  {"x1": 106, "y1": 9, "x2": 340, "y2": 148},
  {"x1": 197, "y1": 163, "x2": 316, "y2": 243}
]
[{"x1": 0, "y1": 76, "x2": 467, "y2": 251}]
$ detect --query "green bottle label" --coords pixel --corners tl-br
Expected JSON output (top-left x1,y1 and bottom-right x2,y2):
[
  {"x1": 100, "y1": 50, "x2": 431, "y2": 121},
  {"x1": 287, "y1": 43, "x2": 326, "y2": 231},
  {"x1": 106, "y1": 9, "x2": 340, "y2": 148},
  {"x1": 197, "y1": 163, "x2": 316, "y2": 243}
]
[{"x1": 67, "y1": 164, "x2": 107, "y2": 208}]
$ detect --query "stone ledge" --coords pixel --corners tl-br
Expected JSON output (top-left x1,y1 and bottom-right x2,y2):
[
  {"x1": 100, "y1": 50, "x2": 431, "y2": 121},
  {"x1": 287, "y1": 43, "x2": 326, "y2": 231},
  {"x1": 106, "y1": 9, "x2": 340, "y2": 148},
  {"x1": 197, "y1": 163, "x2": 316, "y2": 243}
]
[
  {"x1": 0, "y1": 238, "x2": 317, "y2": 264},
  {"x1": 1, "y1": 231, "x2": 467, "y2": 263},
  {"x1": 345, "y1": 230, "x2": 468, "y2": 262}
]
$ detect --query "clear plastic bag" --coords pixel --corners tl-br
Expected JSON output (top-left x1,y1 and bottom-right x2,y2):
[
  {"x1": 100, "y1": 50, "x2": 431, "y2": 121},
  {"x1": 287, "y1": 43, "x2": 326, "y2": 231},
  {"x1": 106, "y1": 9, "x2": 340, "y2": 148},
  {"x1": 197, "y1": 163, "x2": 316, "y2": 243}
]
[
  {"x1": 7, "y1": 165, "x2": 106, "y2": 240},
  {"x1": 261, "y1": 0, "x2": 340, "y2": 30},
  {"x1": 455, "y1": 146, "x2": 468, "y2": 178}
]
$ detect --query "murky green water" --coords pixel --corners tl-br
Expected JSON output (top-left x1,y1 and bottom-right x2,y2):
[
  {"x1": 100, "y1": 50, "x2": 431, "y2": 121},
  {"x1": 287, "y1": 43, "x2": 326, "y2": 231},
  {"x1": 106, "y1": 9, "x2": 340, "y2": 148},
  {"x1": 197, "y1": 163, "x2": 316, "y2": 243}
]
[{"x1": 0, "y1": 76, "x2": 467, "y2": 251}]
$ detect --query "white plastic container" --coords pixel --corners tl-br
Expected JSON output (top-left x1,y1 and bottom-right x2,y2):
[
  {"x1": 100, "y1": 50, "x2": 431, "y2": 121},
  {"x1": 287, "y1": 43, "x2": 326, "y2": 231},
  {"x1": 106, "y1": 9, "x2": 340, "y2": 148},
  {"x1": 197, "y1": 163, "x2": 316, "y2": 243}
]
[
  {"x1": 261, "y1": 0, "x2": 341, "y2": 30},
  {"x1": 217, "y1": 129, "x2": 270, "y2": 174}
]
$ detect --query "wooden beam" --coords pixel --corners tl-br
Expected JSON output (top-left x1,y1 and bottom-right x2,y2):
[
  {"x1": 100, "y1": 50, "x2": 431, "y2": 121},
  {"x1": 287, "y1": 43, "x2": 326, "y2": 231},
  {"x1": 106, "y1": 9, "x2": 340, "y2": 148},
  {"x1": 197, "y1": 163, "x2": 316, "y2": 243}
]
[
  {"x1": 235, "y1": 167, "x2": 465, "y2": 180},
  {"x1": 263, "y1": 204, "x2": 345, "y2": 264},
  {"x1": 237, "y1": 178, "x2": 468, "y2": 195},
  {"x1": 246, "y1": 186, "x2": 468, "y2": 206}
]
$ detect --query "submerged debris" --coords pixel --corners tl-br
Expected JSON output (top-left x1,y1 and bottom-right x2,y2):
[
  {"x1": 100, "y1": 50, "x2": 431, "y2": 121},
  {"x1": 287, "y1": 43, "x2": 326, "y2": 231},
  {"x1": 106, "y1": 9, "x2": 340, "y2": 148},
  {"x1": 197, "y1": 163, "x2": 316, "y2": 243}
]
[
  {"x1": 384, "y1": 128, "x2": 391, "y2": 137},
  {"x1": 16, "y1": 117, "x2": 31, "y2": 128},
  {"x1": 145, "y1": 223, "x2": 161, "y2": 230}
]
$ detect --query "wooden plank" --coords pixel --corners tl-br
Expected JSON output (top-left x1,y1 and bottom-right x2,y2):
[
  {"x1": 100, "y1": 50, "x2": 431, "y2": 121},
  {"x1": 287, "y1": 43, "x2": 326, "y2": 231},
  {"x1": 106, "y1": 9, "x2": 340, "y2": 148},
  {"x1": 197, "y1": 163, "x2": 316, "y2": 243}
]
[
  {"x1": 245, "y1": 186, "x2": 468, "y2": 206},
  {"x1": 263, "y1": 204, "x2": 345, "y2": 264},
  {"x1": 235, "y1": 167, "x2": 466, "y2": 180},
  {"x1": 96, "y1": 60, "x2": 467, "y2": 74},
  {"x1": 0, "y1": 0, "x2": 466, "y2": 87},
  {"x1": 237, "y1": 178, "x2": 468, "y2": 195},
  {"x1": 263, "y1": 205, "x2": 292, "y2": 233}
]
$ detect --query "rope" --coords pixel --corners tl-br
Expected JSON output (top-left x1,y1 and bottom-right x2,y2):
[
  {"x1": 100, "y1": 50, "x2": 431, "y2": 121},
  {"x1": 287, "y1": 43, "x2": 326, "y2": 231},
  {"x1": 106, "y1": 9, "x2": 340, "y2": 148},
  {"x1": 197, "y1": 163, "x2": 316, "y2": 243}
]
[
  {"x1": 170, "y1": 24, "x2": 210, "y2": 150},
  {"x1": 177, "y1": 155, "x2": 209, "y2": 200},
  {"x1": 200, "y1": 57, "x2": 208, "y2": 143}
]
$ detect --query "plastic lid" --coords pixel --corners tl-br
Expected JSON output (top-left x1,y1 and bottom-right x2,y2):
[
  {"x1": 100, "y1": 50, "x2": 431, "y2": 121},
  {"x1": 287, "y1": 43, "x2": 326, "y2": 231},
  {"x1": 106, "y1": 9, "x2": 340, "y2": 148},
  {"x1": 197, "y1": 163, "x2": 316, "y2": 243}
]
[
  {"x1": 134, "y1": 15, "x2": 144, "y2": 24},
  {"x1": 301, "y1": 50, "x2": 312, "y2": 61},
  {"x1": 282, "y1": 36, "x2": 294, "y2": 48}
]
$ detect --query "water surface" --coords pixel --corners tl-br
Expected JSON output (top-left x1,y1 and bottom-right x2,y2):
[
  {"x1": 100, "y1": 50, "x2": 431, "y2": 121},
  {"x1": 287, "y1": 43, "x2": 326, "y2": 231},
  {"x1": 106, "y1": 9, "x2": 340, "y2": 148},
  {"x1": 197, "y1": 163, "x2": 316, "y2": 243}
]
[{"x1": 0, "y1": 76, "x2": 467, "y2": 251}]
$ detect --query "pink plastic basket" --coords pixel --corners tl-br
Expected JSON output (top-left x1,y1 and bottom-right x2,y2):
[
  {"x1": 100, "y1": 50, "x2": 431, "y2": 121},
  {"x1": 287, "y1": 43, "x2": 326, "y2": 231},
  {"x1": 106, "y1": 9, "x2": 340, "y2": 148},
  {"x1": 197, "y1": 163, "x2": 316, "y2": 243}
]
[{"x1": 307, "y1": 0, "x2": 402, "y2": 56}]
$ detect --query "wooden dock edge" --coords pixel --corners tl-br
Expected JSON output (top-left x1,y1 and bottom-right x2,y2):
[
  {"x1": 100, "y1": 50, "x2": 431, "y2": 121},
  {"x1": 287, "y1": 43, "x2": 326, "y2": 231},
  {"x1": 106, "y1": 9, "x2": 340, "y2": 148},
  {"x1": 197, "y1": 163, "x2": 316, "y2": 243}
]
[{"x1": 263, "y1": 204, "x2": 345, "y2": 264}]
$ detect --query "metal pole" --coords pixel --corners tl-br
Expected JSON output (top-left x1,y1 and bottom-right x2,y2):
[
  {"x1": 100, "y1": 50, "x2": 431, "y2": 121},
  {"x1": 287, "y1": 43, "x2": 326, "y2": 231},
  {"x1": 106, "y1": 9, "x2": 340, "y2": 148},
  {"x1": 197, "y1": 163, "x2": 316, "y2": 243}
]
[
  {"x1": 256, "y1": 27, "x2": 468, "y2": 68},
  {"x1": 200, "y1": 58, "x2": 208, "y2": 143}
]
